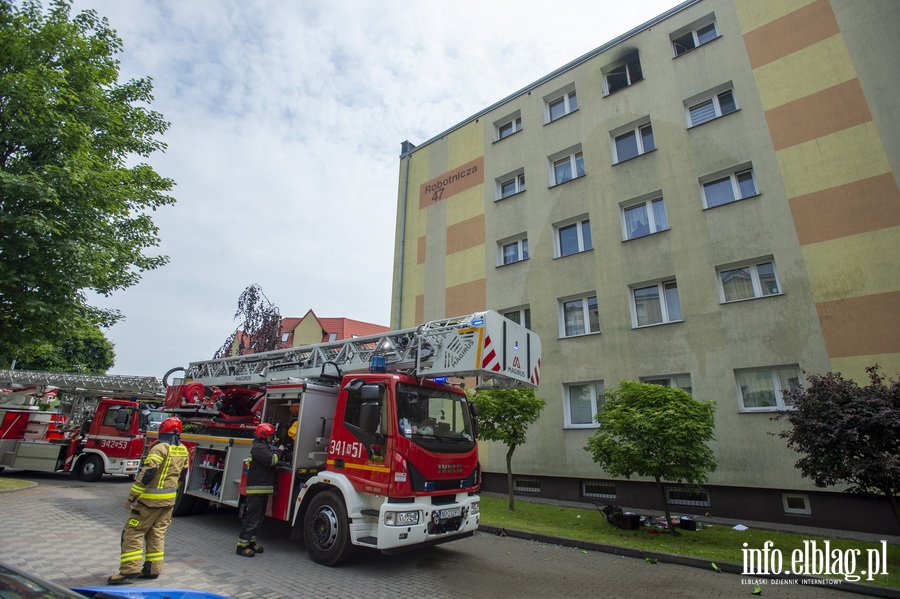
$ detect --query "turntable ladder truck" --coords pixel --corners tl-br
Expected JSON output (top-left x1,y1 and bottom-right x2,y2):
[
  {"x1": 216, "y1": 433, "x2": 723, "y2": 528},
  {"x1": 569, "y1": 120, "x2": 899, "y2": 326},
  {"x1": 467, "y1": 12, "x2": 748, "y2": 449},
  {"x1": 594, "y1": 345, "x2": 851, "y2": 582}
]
[
  {"x1": 161, "y1": 310, "x2": 541, "y2": 565},
  {"x1": 0, "y1": 370, "x2": 165, "y2": 480}
]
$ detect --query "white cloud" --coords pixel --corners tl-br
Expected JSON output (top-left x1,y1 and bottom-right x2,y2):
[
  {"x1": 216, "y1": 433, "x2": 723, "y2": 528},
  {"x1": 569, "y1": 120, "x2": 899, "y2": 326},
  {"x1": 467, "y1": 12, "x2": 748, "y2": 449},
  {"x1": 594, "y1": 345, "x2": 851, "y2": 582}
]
[{"x1": 70, "y1": 0, "x2": 678, "y2": 377}]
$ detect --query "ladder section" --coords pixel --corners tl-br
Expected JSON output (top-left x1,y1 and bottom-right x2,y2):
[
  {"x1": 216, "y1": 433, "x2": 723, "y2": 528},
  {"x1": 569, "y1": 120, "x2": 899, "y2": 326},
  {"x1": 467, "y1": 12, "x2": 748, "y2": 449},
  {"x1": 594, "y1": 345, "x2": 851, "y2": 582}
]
[
  {"x1": 0, "y1": 370, "x2": 165, "y2": 399},
  {"x1": 182, "y1": 311, "x2": 541, "y2": 389}
]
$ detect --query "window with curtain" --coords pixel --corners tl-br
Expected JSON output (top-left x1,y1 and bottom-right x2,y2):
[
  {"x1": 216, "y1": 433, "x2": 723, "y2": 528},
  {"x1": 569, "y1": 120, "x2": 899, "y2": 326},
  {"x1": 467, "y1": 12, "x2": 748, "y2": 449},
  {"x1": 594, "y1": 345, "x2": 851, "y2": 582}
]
[
  {"x1": 718, "y1": 259, "x2": 780, "y2": 302},
  {"x1": 623, "y1": 197, "x2": 667, "y2": 240},
  {"x1": 561, "y1": 295, "x2": 599, "y2": 337},
  {"x1": 632, "y1": 280, "x2": 681, "y2": 326},
  {"x1": 702, "y1": 168, "x2": 757, "y2": 208},
  {"x1": 565, "y1": 381, "x2": 605, "y2": 427},
  {"x1": 737, "y1": 366, "x2": 800, "y2": 411},
  {"x1": 687, "y1": 87, "x2": 738, "y2": 127}
]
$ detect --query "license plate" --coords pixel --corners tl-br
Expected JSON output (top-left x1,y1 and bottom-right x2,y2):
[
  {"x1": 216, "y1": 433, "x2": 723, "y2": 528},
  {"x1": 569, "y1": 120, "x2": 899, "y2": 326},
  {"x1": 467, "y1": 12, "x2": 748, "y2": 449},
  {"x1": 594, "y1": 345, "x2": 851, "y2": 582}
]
[{"x1": 438, "y1": 507, "x2": 462, "y2": 520}]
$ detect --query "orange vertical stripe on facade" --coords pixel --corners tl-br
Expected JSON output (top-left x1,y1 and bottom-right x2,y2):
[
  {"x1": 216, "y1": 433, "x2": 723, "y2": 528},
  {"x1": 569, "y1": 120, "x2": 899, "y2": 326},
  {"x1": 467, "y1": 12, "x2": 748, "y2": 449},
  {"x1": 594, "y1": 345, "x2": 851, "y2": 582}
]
[
  {"x1": 765, "y1": 79, "x2": 872, "y2": 151},
  {"x1": 414, "y1": 294, "x2": 424, "y2": 326},
  {"x1": 817, "y1": 291, "x2": 900, "y2": 358},
  {"x1": 743, "y1": 0, "x2": 840, "y2": 69},
  {"x1": 446, "y1": 214, "x2": 485, "y2": 255},
  {"x1": 789, "y1": 174, "x2": 900, "y2": 245},
  {"x1": 445, "y1": 279, "x2": 486, "y2": 319},
  {"x1": 417, "y1": 235, "x2": 427, "y2": 265}
]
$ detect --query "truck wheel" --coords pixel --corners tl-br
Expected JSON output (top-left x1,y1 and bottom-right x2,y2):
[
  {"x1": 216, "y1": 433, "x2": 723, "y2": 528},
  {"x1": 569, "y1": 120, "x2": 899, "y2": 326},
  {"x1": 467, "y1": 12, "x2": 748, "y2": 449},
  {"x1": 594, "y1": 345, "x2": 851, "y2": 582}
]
[
  {"x1": 304, "y1": 490, "x2": 356, "y2": 566},
  {"x1": 172, "y1": 476, "x2": 197, "y2": 517},
  {"x1": 77, "y1": 455, "x2": 104, "y2": 482}
]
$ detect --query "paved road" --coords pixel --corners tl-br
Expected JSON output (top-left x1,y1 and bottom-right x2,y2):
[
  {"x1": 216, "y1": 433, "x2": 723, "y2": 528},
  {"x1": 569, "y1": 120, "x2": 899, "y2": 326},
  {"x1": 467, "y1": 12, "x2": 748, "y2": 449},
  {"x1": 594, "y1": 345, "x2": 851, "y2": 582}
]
[{"x1": 0, "y1": 470, "x2": 859, "y2": 598}]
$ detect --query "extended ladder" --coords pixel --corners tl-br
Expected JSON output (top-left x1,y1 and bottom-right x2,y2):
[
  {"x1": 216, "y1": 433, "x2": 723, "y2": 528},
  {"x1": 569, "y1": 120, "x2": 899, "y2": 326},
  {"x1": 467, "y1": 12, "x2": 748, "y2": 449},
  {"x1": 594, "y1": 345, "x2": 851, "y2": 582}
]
[
  {"x1": 0, "y1": 370, "x2": 165, "y2": 399},
  {"x1": 180, "y1": 311, "x2": 541, "y2": 389}
]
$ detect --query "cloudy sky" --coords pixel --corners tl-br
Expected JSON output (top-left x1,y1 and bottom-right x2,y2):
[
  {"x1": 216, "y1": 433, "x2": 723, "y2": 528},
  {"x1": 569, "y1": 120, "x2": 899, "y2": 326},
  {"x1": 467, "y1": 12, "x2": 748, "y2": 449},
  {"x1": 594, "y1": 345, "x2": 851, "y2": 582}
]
[{"x1": 67, "y1": 0, "x2": 680, "y2": 379}]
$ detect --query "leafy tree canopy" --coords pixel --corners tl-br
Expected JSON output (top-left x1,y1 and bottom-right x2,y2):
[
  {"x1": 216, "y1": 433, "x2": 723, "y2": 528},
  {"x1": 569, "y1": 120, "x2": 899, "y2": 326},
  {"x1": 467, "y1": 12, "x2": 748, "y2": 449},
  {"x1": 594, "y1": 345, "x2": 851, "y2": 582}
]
[
  {"x1": 585, "y1": 381, "x2": 717, "y2": 533},
  {"x1": 470, "y1": 387, "x2": 545, "y2": 510},
  {"x1": 0, "y1": 0, "x2": 174, "y2": 366},
  {"x1": 214, "y1": 284, "x2": 282, "y2": 358},
  {"x1": 13, "y1": 324, "x2": 114, "y2": 372},
  {"x1": 777, "y1": 365, "x2": 900, "y2": 528}
]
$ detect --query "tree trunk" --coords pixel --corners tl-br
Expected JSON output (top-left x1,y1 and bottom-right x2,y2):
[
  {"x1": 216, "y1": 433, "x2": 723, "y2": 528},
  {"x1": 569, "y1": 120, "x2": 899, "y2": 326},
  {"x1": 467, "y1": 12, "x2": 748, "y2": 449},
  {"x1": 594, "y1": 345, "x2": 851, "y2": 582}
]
[
  {"x1": 655, "y1": 476, "x2": 679, "y2": 536},
  {"x1": 506, "y1": 444, "x2": 517, "y2": 511}
]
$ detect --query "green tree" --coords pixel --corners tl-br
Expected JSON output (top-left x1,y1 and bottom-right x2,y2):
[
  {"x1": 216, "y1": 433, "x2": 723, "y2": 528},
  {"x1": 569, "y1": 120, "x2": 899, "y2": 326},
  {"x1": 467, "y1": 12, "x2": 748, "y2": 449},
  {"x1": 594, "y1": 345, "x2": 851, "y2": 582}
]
[
  {"x1": 585, "y1": 381, "x2": 717, "y2": 535},
  {"x1": 776, "y1": 365, "x2": 900, "y2": 529},
  {"x1": 0, "y1": 0, "x2": 174, "y2": 366},
  {"x1": 469, "y1": 387, "x2": 545, "y2": 510},
  {"x1": 214, "y1": 284, "x2": 282, "y2": 358},
  {"x1": 13, "y1": 324, "x2": 114, "y2": 372}
]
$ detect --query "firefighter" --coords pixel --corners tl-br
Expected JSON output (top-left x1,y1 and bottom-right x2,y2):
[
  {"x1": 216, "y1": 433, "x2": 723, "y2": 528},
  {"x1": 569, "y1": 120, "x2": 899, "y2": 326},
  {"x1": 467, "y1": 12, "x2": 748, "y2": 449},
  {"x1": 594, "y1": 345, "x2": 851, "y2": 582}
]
[
  {"x1": 236, "y1": 422, "x2": 283, "y2": 557},
  {"x1": 107, "y1": 417, "x2": 189, "y2": 585}
]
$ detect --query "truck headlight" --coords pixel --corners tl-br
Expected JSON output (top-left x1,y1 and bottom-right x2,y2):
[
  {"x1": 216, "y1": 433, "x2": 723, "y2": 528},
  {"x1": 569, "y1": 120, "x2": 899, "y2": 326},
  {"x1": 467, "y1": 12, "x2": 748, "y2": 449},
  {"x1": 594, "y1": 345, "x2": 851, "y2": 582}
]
[
  {"x1": 385, "y1": 511, "x2": 420, "y2": 526},
  {"x1": 125, "y1": 460, "x2": 140, "y2": 469},
  {"x1": 469, "y1": 501, "x2": 480, "y2": 516}
]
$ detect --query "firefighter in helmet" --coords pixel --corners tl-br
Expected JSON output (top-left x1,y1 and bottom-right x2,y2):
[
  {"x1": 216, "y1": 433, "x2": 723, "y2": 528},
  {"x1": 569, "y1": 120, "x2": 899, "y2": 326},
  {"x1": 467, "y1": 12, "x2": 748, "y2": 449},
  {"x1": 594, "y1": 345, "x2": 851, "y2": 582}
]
[
  {"x1": 107, "y1": 416, "x2": 188, "y2": 585},
  {"x1": 237, "y1": 422, "x2": 284, "y2": 557}
]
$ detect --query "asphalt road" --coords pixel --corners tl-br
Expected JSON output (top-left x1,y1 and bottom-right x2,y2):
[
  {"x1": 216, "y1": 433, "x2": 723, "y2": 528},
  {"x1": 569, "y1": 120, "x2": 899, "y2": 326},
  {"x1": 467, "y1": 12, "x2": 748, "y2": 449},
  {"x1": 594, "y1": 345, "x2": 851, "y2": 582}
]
[{"x1": 0, "y1": 470, "x2": 858, "y2": 598}]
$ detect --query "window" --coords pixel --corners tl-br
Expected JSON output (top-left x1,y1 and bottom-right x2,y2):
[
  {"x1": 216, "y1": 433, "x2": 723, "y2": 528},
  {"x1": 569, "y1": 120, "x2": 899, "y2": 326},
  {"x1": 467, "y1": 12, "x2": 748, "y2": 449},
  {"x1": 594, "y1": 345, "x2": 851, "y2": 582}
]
[
  {"x1": 497, "y1": 171, "x2": 526, "y2": 200},
  {"x1": 582, "y1": 481, "x2": 616, "y2": 499},
  {"x1": 497, "y1": 234, "x2": 528, "y2": 266},
  {"x1": 546, "y1": 89, "x2": 578, "y2": 122},
  {"x1": 687, "y1": 88, "x2": 738, "y2": 126},
  {"x1": 702, "y1": 168, "x2": 757, "y2": 208},
  {"x1": 782, "y1": 493, "x2": 812, "y2": 515},
  {"x1": 672, "y1": 20, "x2": 719, "y2": 56},
  {"x1": 736, "y1": 365, "x2": 801, "y2": 411},
  {"x1": 631, "y1": 280, "x2": 682, "y2": 326},
  {"x1": 495, "y1": 114, "x2": 522, "y2": 141},
  {"x1": 718, "y1": 258, "x2": 780, "y2": 302},
  {"x1": 613, "y1": 121, "x2": 655, "y2": 163},
  {"x1": 622, "y1": 196, "x2": 668, "y2": 239},
  {"x1": 666, "y1": 485, "x2": 710, "y2": 507},
  {"x1": 604, "y1": 51, "x2": 643, "y2": 94},
  {"x1": 550, "y1": 149, "x2": 585, "y2": 185},
  {"x1": 560, "y1": 294, "x2": 600, "y2": 337},
  {"x1": 281, "y1": 332, "x2": 290, "y2": 343},
  {"x1": 641, "y1": 374, "x2": 692, "y2": 396},
  {"x1": 502, "y1": 306, "x2": 531, "y2": 330},
  {"x1": 564, "y1": 381, "x2": 605, "y2": 427},
  {"x1": 514, "y1": 478, "x2": 541, "y2": 493},
  {"x1": 554, "y1": 217, "x2": 592, "y2": 257}
]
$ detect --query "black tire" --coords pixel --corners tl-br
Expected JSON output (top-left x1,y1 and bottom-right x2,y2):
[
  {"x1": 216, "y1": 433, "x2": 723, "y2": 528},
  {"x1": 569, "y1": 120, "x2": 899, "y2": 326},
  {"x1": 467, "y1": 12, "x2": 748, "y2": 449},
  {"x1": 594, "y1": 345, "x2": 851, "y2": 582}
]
[
  {"x1": 77, "y1": 454, "x2": 104, "y2": 482},
  {"x1": 190, "y1": 497, "x2": 209, "y2": 515},
  {"x1": 303, "y1": 490, "x2": 356, "y2": 566},
  {"x1": 172, "y1": 475, "x2": 197, "y2": 517}
]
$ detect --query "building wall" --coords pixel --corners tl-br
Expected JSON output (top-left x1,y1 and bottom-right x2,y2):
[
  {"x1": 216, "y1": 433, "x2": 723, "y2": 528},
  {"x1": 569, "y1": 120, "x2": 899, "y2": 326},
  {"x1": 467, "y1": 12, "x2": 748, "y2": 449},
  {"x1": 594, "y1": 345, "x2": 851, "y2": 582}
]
[{"x1": 391, "y1": 0, "x2": 899, "y2": 530}]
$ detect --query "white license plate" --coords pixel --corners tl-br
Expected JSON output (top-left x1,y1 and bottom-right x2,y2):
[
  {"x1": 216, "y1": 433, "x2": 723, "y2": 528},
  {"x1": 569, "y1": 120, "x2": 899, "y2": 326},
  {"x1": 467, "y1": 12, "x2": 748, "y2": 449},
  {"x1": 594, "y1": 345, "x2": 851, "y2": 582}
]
[{"x1": 438, "y1": 507, "x2": 462, "y2": 520}]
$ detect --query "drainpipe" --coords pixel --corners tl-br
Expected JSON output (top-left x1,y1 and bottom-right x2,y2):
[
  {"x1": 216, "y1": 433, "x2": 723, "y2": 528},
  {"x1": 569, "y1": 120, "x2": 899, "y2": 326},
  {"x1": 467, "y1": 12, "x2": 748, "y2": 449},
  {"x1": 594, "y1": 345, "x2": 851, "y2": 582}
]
[{"x1": 395, "y1": 141, "x2": 415, "y2": 329}]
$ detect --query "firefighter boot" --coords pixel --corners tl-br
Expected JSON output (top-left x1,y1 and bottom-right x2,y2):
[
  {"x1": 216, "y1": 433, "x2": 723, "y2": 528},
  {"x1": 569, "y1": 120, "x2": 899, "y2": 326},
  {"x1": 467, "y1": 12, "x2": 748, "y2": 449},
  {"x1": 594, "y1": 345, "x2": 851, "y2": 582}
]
[
  {"x1": 236, "y1": 543, "x2": 255, "y2": 557},
  {"x1": 106, "y1": 573, "x2": 138, "y2": 585},
  {"x1": 138, "y1": 562, "x2": 159, "y2": 580},
  {"x1": 249, "y1": 541, "x2": 264, "y2": 554}
]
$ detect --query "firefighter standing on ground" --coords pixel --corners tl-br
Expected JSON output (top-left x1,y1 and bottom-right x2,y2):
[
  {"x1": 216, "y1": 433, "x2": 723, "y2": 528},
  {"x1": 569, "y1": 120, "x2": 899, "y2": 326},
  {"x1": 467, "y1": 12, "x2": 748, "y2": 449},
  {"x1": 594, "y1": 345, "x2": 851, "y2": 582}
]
[
  {"x1": 107, "y1": 417, "x2": 188, "y2": 585},
  {"x1": 237, "y1": 422, "x2": 283, "y2": 557}
]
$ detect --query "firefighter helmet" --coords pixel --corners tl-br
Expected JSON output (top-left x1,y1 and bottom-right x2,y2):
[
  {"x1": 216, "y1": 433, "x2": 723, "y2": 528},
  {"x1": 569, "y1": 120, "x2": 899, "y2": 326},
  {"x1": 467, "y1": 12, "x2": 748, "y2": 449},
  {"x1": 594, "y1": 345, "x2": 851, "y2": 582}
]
[
  {"x1": 159, "y1": 417, "x2": 183, "y2": 434},
  {"x1": 255, "y1": 423, "x2": 276, "y2": 438}
]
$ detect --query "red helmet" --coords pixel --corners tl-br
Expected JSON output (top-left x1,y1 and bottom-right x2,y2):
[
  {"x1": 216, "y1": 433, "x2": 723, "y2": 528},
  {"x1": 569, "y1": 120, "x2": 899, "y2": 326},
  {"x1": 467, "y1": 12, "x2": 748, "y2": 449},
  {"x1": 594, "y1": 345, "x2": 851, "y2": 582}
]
[
  {"x1": 159, "y1": 417, "x2": 183, "y2": 434},
  {"x1": 255, "y1": 423, "x2": 275, "y2": 438}
]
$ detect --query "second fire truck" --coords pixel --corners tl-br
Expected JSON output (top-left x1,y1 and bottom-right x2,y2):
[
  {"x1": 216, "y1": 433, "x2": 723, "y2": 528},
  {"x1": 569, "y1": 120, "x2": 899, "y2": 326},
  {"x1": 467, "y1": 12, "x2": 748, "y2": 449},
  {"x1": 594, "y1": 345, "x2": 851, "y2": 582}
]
[{"x1": 160, "y1": 310, "x2": 541, "y2": 565}]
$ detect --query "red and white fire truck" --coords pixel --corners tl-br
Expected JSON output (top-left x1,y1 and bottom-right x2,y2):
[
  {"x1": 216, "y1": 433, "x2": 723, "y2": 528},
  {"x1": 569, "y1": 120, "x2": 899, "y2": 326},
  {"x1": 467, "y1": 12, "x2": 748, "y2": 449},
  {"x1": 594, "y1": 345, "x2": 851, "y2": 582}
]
[
  {"x1": 159, "y1": 310, "x2": 541, "y2": 565},
  {"x1": 0, "y1": 371, "x2": 165, "y2": 481}
]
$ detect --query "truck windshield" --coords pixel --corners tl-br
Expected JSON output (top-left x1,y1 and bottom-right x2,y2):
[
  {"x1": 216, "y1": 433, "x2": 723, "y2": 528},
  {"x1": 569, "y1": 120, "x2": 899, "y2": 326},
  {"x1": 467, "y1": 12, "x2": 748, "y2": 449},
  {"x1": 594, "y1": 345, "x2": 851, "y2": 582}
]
[{"x1": 396, "y1": 383, "x2": 474, "y2": 450}]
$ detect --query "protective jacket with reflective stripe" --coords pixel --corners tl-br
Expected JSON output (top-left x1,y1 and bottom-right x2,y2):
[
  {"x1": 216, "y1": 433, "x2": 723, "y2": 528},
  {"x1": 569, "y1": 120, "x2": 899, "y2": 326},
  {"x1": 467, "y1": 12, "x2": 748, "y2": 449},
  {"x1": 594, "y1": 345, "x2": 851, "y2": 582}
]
[
  {"x1": 245, "y1": 437, "x2": 278, "y2": 495},
  {"x1": 128, "y1": 441, "x2": 189, "y2": 507}
]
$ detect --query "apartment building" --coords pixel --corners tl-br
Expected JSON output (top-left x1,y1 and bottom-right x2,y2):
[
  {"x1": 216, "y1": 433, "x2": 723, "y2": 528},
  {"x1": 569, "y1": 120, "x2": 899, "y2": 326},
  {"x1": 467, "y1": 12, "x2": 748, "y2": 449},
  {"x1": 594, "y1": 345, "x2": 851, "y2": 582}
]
[{"x1": 390, "y1": 0, "x2": 900, "y2": 533}]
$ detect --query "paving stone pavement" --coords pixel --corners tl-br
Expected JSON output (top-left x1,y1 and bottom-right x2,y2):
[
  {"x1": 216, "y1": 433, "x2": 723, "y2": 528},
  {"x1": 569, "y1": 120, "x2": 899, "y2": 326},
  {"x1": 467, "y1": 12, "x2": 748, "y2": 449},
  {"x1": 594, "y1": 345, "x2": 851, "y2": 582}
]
[{"x1": 0, "y1": 471, "x2": 894, "y2": 599}]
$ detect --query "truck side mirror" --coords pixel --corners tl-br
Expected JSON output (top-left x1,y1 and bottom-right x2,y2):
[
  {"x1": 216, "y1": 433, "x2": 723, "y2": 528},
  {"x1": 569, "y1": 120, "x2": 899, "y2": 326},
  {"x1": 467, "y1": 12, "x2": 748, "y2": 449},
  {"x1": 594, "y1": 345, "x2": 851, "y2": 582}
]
[
  {"x1": 359, "y1": 401, "x2": 381, "y2": 433},
  {"x1": 114, "y1": 408, "x2": 129, "y2": 432},
  {"x1": 360, "y1": 384, "x2": 381, "y2": 400}
]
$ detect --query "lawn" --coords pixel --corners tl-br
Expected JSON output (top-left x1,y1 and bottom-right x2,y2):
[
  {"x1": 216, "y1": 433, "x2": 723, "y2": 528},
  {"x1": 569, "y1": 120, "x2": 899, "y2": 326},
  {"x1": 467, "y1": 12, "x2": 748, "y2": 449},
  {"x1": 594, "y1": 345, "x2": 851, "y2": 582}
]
[{"x1": 478, "y1": 496, "x2": 899, "y2": 589}]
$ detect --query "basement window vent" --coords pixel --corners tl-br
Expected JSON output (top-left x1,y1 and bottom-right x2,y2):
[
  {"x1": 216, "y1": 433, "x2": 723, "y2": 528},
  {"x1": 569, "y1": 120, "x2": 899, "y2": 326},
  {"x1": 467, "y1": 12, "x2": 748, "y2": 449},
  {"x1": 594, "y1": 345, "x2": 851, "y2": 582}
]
[
  {"x1": 514, "y1": 478, "x2": 541, "y2": 494},
  {"x1": 582, "y1": 481, "x2": 616, "y2": 499},
  {"x1": 782, "y1": 493, "x2": 811, "y2": 515},
  {"x1": 665, "y1": 485, "x2": 710, "y2": 507}
]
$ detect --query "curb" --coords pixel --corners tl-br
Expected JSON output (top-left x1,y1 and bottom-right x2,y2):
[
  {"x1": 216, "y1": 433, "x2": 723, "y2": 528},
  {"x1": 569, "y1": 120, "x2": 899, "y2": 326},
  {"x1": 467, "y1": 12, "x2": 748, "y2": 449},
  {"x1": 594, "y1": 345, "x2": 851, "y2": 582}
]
[
  {"x1": 478, "y1": 524, "x2": 900, "y2": 599},
  {"x1": 0, "y1": 481, "x2": 38, "y2": 493}
]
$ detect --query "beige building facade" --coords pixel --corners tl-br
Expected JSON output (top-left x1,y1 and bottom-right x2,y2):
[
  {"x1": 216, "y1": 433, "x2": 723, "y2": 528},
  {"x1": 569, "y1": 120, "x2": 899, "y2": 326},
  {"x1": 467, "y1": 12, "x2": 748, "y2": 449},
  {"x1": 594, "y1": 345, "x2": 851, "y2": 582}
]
[{"x1": 391, "y1": 0, "x2": 900, "y2": 533}]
